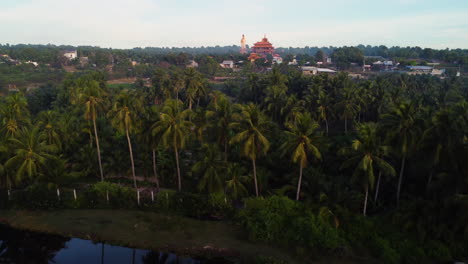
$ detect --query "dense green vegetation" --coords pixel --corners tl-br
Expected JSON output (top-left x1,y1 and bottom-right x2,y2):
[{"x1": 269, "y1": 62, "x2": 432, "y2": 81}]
[{"x1": 0, "y1": 62, "x2": 467, "y2": 263}]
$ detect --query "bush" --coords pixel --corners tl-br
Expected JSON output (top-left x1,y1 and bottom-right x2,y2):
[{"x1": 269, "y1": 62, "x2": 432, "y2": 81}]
[{"x1": 238, "y1": 196, "x2": 343, "y2": 253}]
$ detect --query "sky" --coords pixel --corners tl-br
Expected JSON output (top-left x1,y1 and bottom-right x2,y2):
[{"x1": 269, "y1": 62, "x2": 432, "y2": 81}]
[{"x1": 1, "y1": 0, "x2": 468, "y2": 49}]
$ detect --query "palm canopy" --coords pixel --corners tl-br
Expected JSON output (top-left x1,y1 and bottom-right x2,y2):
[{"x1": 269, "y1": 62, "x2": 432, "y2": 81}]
[
  {"x1": 281, "y1": 112, "x2": 322, "y2": 168},
  {"x1": 152, "y1": 99, "x2": 193, "y2": 151},
  {"x1": 37, "y1": 110, "x2": 62, "y2": 150},
  {"x1": 109, "y1": 90, "x2": 142, "y2": 135},
  {"x1": 206, "y1": 92, "x2": 234, "y2": 159},
  {"x1": 380, "y1": 101, "x2": 421, "y2": 155},
  {"x1": 74, "y1": 80, "x2": 107, "y2": 121},
  {"x1": 340, "y1": 122, "x2": 395, "y2": 190},
  {"x1": 0, "y1": 92, "x2": 30, "y2": 138},
  {"x1": 230, "y1": 103, "x2": 270, "y2": 161},
  {"x1": 5, "y1": 127, "x2": 57, "y2": 185},
  {"x1": 192, "y1": 144, "x2": 225, "y2": 193}
]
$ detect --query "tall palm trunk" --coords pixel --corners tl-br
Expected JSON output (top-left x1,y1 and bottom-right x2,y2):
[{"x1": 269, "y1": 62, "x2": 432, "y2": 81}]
[
  {"x1": 344, "y1": 116, "x2": 348, "y2": 133},
  {"x1": 126, "y1": 127, "x2": 137, "y2": 189},
  {"x1": 363, "y1": 185, "x2": 369, "y2": 216},
  {"x1": 296, "y1": 163, "x2": 303, "y2": 201},
  {"x1": 93, "y1": 117, "x2": 104, "y2": 182},
  {"x1": 152, "y1": 149, "x2": 160, "y2": 191},
  {"x1": 324, "y1": 119, "x2": 329, "y2": 136},
  {"x1": 174, "y1": 145, "x2": 182, "y2": 191},
  {"x1": 397, "y1": 155, "x2": 406, "y2": 207},
  {"x1": 252, "y1": 158, "x2": 259, "y2": 197},
  {"x1": 224, "y1": 140, "x2": 228, "y2": 162},
  {"x1": 374, "y1": 171, "x2": 382, "y2": 202}
]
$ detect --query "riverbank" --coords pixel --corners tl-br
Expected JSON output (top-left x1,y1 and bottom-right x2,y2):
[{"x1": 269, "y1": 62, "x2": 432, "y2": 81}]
[
  {"x1": 0, "y1": 210, "x2": 296, "y2": 263},
  {"x1": 0, "y1": 209, "x2": 369, "y2": 264}
]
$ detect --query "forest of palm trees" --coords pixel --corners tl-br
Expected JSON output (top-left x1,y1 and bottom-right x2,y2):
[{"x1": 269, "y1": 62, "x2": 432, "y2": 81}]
[{"x1": 0, "y1": 66, "x2": 467, "y2": 263}]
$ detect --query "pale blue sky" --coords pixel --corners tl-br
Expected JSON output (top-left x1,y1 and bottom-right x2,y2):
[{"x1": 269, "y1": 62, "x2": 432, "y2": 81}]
[{"x1": 1, "y1": 0, "x2": 467, "y2": 49}]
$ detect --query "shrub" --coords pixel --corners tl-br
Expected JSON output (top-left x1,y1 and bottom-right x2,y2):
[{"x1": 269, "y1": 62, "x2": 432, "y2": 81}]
[{"x1": 238, "y1": 196, "x2": 343, "y2": 253}]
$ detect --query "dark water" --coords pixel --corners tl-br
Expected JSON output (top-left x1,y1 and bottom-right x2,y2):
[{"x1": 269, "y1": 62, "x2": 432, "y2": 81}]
[{"x1": 0, "y1": 225, "x2": 209, "y2": 264}]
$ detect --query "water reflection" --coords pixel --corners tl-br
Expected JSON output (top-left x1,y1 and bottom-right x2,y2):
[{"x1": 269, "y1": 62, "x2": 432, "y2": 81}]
[{"x1": 0, "y1": 225, "x2": 203, "y2": 264}]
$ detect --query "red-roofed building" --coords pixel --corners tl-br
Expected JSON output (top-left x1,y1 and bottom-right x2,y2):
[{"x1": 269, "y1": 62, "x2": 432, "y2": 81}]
[{"x1": 251, "y1": 35, "x2": 275, "y2": 56}]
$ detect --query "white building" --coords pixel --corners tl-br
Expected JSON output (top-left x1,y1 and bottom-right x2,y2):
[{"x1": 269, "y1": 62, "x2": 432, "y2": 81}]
[
  {"x1": 301, "y1": 66, "x2": 336, "y2": 75},
  {"x1": 220, "y1": 60, "x2": 234, "y2": 69},
  {"x1": 187, "y1": 60, "x2": 199, "y2": 68},
  {"x1": 63, "y1": 50, "x2": 77, "y2": 60},
  {"x1": 272, "y1": 55, "x2": 283, "y2": 64}
]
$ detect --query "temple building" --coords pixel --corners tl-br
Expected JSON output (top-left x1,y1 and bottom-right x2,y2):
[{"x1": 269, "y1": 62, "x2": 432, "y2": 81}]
[
  {"x1": 248, "y1": 35, "x2": 281, "y2": 62},
  {"x1": 251, "y1": 35, "x2": 274, "y2": 55}
]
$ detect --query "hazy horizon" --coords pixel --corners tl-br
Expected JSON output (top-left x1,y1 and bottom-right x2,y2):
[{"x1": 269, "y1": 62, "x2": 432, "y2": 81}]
[{"x1": 2, "y1": 0, "x2": 468, "y2": 50}]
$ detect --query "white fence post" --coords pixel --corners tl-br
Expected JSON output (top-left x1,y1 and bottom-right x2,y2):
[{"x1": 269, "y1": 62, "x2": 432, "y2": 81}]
[
  {"x1": 106, "y1": 190, "x2": 109, "y2": 203},
  {"x1": 73, "y1": 189, "x2": 77, "y2": 201},
  {"x1": 57, "y1": 188, "x2": 61, "y2": 201},
  {"x1": 137, "y1": 190, "x2": 140, "y2": 206},
  {"x1": 151, "y1": 191, "x2": 154, "y2": 202}
]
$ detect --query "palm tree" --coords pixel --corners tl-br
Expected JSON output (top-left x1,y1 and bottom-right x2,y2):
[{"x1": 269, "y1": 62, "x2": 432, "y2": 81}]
[
  {"x1": 230, "y1": 103, "x2": 270, "y2": 197},
  {"x1": 74, "y1": 80, "x2": 106, "y2": 182},
  {"x1": 152, "y1": 99, "x2": 193, "y2": 191},
  {"x1": 141, "y1": 105, "x2": 162, "y2": 191},
  {"x1": 280, "y1": 112, "x2": 322, "y2": 201},
  {"x1": 206, "y1": 92, "x2": 234, "y2": 161},
  {"x1": 225, "y1": 163, "x2": 248, "y2": 200},
  {"x1": 381, "y1": 102, "x2": 420, "y2": 206},
  {"x1": 37, "y1": 110, "x2": 62, "y2": 150},
  {"x1": 108, "y1": 90, "x2": 142, "y2": 188},
  {"x1": 336, "y1": 86, "x2": 359, "y2": 133},
  {"x1": 340, "y1": 122, "x2": 395, "y2": 215},
  {"x1": 0, "y1": 92, "x2": 30, "y2": 138},
  {"x1": 192, "y1": 144, "x2": 225, "y2": 193},
  {"x1": 184, "y1": 68, "x2": 206, "y2": 110},
  {"x1": 5, "y1": 127, "x2": 57, "y2": 184}
]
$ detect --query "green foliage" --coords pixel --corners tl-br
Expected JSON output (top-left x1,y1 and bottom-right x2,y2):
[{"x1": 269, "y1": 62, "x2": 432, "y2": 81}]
[{"x1": 239, "y1": 196, "x2": 343, "y2": 252}]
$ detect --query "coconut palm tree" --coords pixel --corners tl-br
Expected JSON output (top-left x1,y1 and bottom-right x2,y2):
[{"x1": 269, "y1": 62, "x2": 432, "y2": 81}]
[
  {"x1": 341, "y1": 122, "x2": 395, "y2": 215},
  {"x1": 230, "y1": 103, "x2": 270, "y2": 197},
  {"x1": 192, "y1": 144, "x2": 225, "y2": 193},
  {"x1": 152, "y1": 99, "x2": 193, "y2": 191},
  {"x1": 280, "y1": 112, "x2": 322, "y2": 201},
  {"x1": 225, "y1": 163, "x2": 248, "y2": 200},
  {"x1": 0, "y1": 92, "x2": 30, "y2": 138},
  {"x1": 141, "y1": 105, "x2": 162, "y2": 191},
  {"x1": 108, "y1": 90, "x2": 142, "y2": 188},
  {"x1": 74, "y1": 80, "x2": 106, "y2": 182},
  {"x1": 381, "y1": 102, "x2": 420, "y2": 206},
  {"x1": 184, "y1": 68, "x2": 206, "y2": 110},
  {"x1": 37, "y1": 110, "x2": 62, "y2": 150},
  {"x1": 5, "y1": 127, "x2": 57, "y2": 184},
  {"x1": 336, "y1": 86, "x2": 359, "y2": 133},
  {"x1": 206, "y1": 92, "x2": 234, "y2": 161}
]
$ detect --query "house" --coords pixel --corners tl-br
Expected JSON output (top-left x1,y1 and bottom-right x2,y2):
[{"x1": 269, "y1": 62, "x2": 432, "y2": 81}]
[
  {"x1": 220, "y1": 60, "x2": 235, "y2": 69},
  {"x1": 25, "y1": 61, "x2": 38, "y2": 67},
  {"x1": 186, "y1": 60, "x2": 199, "y2": 68},
  {"x1": 272, "y1": 54, "x2": 283, "y2": 64},
  {"x1": 407, "y1": 66, "x2": 433, "y2": 74},
  {"x1": 301, "y1": 66, "x2": 336, "y2": 75},
  {"x1": 63, "y1": 50, "x2": 77, "y2": 60}
]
